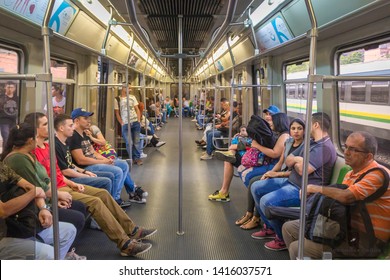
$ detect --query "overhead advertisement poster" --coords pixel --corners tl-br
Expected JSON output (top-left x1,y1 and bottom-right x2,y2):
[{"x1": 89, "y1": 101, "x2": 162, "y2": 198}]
[
  {"x1": 0, "y1": 0, "x2": 78, "y2": 35},
  {"x1": 49, "y1": 0, "x2": 78, "y2": 35},
  {"x1": 255, "y1": 15, "x2": 293, "y2": 52}
]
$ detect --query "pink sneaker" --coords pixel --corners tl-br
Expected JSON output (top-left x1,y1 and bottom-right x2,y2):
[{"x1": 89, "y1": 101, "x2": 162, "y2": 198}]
[
  {"x1": 264, "y1": 237, "x2": 287, "y2": 251},
  {"x1": 251, "y1": 224, "x2": 275, "y2": 240}
]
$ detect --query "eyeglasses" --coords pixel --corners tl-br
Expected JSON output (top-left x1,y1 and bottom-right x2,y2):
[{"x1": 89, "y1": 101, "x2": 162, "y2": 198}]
[{"x1": 342, "y1": 144, "x2": 368, "y2": 154}]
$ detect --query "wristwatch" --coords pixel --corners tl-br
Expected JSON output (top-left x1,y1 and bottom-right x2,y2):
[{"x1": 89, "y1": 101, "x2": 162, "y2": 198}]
[{"x1": 39, "y1": 204, "x2": 51, "y2": 211}]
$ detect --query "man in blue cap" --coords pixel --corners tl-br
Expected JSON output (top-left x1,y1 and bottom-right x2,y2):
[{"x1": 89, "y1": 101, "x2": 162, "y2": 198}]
[{"x1": 68, "y1": 108, "x2": 133, "y2": 207}]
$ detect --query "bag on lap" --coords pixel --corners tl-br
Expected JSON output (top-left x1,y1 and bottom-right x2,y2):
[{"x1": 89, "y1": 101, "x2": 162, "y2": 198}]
[
  {"x1": 93, "y1": 142, "x2": 118, "y2": 160},
  {"x1": 241, "y1": 147, "x2": 271, "y2": 168},
  {"x1": 1, "y1": 185, "x2": 44, "y2": 239},
  {"x1": 305, "y1": 167, "x2": 389, "y2": 258}
]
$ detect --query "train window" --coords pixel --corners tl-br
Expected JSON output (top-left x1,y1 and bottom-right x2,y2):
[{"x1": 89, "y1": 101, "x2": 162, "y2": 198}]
[
  {"x1": 336, "y1": 39, "x2": 390, "y2": 166},
  {"x1": 370, "y1": 82, "x2": 389, "y2": 104},
  {"x1": 350, "y1": 81, "x2": 366, "y2": 102},
  {"x1": 284, "y1": 60, "x2": 316, "y2": 119},
  {"x1": 0, "y1": 46, "x2": 21, "y2": 154},
  {"x1": 48, "y1": 58, "x2": 76, "y2": 117}
]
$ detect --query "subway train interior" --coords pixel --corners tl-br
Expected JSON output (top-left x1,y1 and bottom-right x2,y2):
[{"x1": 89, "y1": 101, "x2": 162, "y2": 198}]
[{"x1": 0, "y1": 0, "x2": 390, "y2": 261}]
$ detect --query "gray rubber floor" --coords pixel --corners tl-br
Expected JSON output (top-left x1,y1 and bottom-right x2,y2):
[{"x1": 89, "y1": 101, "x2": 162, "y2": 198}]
[{"x1": 74, "y1": 117, "x2": 290, "y2": 260}]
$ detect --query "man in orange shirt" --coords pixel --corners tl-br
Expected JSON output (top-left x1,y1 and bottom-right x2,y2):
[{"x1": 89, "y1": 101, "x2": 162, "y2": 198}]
[{"x1": 282, "y1": 131, "x2": 390, "y2": 259}]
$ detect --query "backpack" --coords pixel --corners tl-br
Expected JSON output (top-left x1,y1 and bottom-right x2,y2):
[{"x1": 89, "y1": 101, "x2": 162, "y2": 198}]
[
  {"x1": 305, "y1": 167, "x2": 389, "y2": 257},
  {"x1": 246, "y1": 115, "x2": 275, "y2": 149}
]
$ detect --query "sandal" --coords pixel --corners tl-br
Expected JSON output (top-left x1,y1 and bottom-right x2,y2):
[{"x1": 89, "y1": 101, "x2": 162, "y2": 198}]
[
  {"x1": 235, "y1": 212, "x2": 253, "y2": 226},
  {"x1": 240, "y1": 216, "x2": 260, "y2": 230}
]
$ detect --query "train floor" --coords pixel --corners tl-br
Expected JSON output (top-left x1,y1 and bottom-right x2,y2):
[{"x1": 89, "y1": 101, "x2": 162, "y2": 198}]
[{"x1": 73, "y1": 117, "x2": 290, "y2": 260}]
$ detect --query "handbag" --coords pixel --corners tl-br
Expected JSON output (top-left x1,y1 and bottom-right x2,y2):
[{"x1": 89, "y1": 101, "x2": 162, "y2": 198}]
[
  {"x1": 93, "y1": 142, "x2": 117, "y2": 160},
  {"x1": 241, "y1": 148, "x2": 261, "y2": 168},
  {"x1": 1, "y1": 185, "x2": 44, "y2": 239}
]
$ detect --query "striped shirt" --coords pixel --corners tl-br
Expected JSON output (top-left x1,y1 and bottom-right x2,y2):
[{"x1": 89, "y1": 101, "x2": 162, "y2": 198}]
[{"x1": 344, "y1": 161, "x2": 390, "y2": 242}]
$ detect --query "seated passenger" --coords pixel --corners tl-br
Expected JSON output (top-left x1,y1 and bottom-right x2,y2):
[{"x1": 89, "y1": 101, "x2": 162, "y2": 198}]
[
  {"x1": 282, "y1": 131, "x2": 390, "y2": 259},
  {"x1": 23, "y1": 113, "x2": 157, "y2": 256},
  {"x1": 81, "y1": 116, "x2": 148, "y2": 203},
  {"x1": 214, "y1": 125, "x2": 252, "y2": 164},
  {"x1": 235, "y1": 118, "x2": 304, "y2": 230},
  {"x1": 138, "y1": 101, "x2": 166, "y2": 148},
  {"x1": 208, "y1": 108, "x2": 288, "y2": 203},
  {"x1": 0, "y1": 161, "x2": 76, "y2": 260},
  {"x1": 251, "y1": 112, "x2": 336, "y2": 251},
  {"x1": 54, "y1": 115, "x2": 113, "y2": 196},
  {"x1": 2, "y1": 124, "x2": 87, "y2": 244},
  {"x1": 67, "y1": 109, "x2": 135, "y2": 207}
]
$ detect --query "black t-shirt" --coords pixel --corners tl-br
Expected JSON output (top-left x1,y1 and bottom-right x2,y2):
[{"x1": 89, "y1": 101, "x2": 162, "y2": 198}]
[
  {"x1": 55, "y1": 137, "x2": 76, "y2": 172},
  {"x1": 67, "y1": 130, "x2": 96, "y2": 168},
  {"x1": 0, "y1": 94, "x2": 19, "y2": 124}
]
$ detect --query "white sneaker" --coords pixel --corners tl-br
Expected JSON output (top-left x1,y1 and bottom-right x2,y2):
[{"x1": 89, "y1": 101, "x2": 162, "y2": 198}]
[
  {"x1": 191, "y1": 118, "x2": 197, "y2": 122},
  {"x1": 140, "y1": 152, "x2": 148, "y2": 159},
  {"x1": 200, "y1": 153, "x2": 212, "y2": 160},
  {"x1": 156, "y1": 141, "x2": 166, "y2": 148}
]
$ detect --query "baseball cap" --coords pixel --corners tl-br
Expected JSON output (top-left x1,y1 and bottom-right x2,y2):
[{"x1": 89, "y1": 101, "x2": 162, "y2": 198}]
[
  {"x1": 263, "y1": 105, "x2": 280, "y2": 115},
  {"x1": 71, "y1": 108, "x2": 94, "y2": 119}
]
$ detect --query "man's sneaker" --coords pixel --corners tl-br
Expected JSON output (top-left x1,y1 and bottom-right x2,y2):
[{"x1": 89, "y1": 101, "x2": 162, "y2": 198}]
[
  {"x1": 135, "y1": 186, "x2": 148, "y2": 198},
  {"x1": 129, "y1": 226, "x2": 157, "y2": 239},
  {"x1": 191, "y1": 118, "x2": 197, "y2": 122},
  {"x1": 120, "y1": 239, "x2": 152, "y2": 257},
  {"x1": 214, "y1": 150, "x2": 236, "y2": 164},
  {"x1": 251, "y1": 224, "x2": 275, "y2": 240},
  {"x1": 116, "y1": 199, "x2": 132, "y2": 208},
  {"x1": 134, "y1": 159, "x2": 143, "y2": 165},
  {"x1": 140, "y1": 152, "x2": 148, "y2": 159},
  {"x1": 156, "y1": 141, "x2": 166, "y2": 148},
  {"x1": 200, "y1": 153, "x2": 212, "y2": 160},
  {"x1": 65, "y1": 248, "x2": 87, "y2": 260},
  {"x1": 208, "y1": 190, "x2": 230, "y2": 202},
  {"x1": 129, "y1": 193, "x2": 146, "y2": 204},
  {"x1": 264, "y1": 237, "x2": 287, "y2": 251}
]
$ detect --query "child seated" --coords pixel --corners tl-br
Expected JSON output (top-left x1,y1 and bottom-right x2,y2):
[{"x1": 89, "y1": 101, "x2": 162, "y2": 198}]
[{"x1": 214, "y1": 125, "x2": 252, "y2": 164}]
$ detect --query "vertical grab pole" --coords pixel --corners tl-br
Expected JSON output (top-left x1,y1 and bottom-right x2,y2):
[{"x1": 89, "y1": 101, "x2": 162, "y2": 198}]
[
  {"x1": 177, "y1": 15, "x2": 184, "y2": 235},
  {"x1": 297, "y1": 0, "x2": 318, "y2": 260},
  {"x1": 226, "y1": 34, "x2": 236, "y2": 145},
  {"x1": 125, "y1": 67, "x2": 133, "y2": 163},
  {"x1": 42, "y1": 0, "x2": 59, "y2": 259}
]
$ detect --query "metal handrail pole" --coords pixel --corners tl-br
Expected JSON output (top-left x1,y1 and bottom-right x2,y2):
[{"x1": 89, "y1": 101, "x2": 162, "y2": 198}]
[
  {"x1": 177, "y1": 15, "x2": 184, "y2": 235},
  {"x1": 297, "y1": 0, "x2": 318, "y2": 260},
  {"x1": 42, "y1": 0, "x2": 59, "y2": 260}
]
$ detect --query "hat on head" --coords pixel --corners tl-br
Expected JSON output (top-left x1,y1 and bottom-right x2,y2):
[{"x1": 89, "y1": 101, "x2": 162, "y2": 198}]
[
  {"x1": 263, "y1": 105, "x2": 280, "y2": 115},
  {"x1": 71, "y1": 108, "x2": 94, "y2": 119}
]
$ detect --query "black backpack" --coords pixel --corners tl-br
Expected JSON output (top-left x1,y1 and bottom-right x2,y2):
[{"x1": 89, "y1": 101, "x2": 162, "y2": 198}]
[
  {"x1": 305, "y1": 167, "x2": 389, "y2": 256},
  {"x1": 246, "y1": 115, "x2": 275, "y2": 149}
]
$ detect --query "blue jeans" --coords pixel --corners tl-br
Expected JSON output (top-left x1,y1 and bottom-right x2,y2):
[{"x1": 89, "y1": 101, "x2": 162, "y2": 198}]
[
  {"x1": 238, "y1": 161, "x2": 277, "y2": 187},
  {"x1": 122, "y1": 122, "x2": 141, "y2": 160},
  {"x1": 206, "y1": 129, "x2": 223, "y2": 155},
  {"x1": 35, "y1": 222, "x2": 76, "y2": 260},
  {"x1": 85, "y1": 161, "x2": 129, "y2": 201},
  {"x1": 0, "y1": 123, "x2": 11, "y2": 145},
  {"x1": 0, "y1": 238, "x2": 55, "y2": 260},
  {"x1": 253, "y1": 179, "x2": 301, "y2": 240},
  {"x1": 70, "y1": 175, "x2": 113, "y2": 196}
]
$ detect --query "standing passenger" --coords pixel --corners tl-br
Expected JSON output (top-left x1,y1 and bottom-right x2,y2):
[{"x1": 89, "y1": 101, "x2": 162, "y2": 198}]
[
  {"x1": 114, "y1": 82, "x2": 142, "y2": 165},
  {"x1": 0, "y1": 81, "x2": 18, "y2": 148}
]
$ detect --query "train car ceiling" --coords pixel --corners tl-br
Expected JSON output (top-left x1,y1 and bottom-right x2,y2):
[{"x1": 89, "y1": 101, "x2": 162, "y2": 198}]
[{"x1": 1, "y1": 0, "x2": 388, "y2": 81}]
